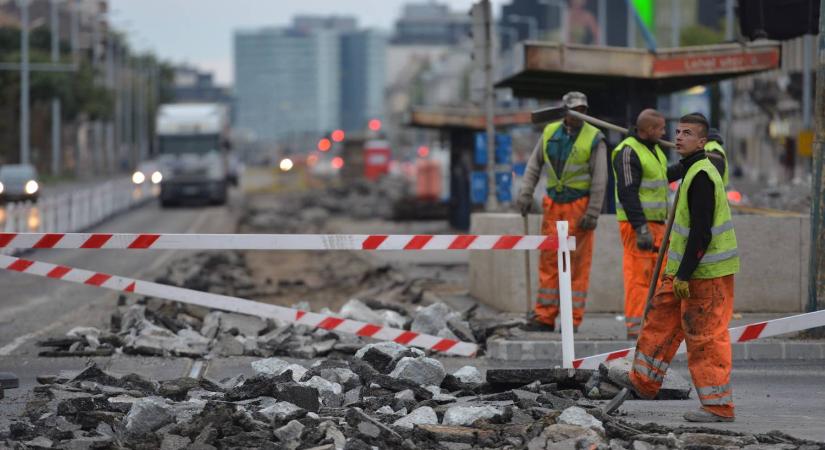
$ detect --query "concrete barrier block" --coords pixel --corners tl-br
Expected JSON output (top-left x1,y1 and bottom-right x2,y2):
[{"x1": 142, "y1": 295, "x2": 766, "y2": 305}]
[
  {"x1": 784, "y1": 342, "x2": 824, "y2": 359},
  {"x1": 469, "y1": 213, "x2": 809, "y2": 314},
  {"x1": 745, "y1": 342, "x2": 785, "y2": 360}
]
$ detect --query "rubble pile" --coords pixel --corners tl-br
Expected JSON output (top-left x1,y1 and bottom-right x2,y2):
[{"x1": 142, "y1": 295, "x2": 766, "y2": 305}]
[
  {"x1": 244, "y1": 176, "x2": 410, "y2": 231},
  {"x1": 5, "y1": 356, "x2": 820, "y2": 449},
  {"x1": 38, "y1": 292, "x2": 518, "y2": 359},
  {"x1": 742, "y1": 180, "x2": 811, "y2": 213}
]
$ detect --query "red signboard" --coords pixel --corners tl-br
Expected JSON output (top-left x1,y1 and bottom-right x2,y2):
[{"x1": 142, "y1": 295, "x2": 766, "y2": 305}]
[
  {"x1": 364, "y1": 140, "x2": 391, "y2": 180},
  {"x1": 652, "y1": 49, "x2": 780, "y2": 77}
]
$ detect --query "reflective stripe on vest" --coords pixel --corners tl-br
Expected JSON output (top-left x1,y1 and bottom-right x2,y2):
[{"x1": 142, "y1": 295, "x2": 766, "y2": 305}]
[
  {"x1": 665, "y1": 158, "x2": 740, "y2": 279},
  {"x1": 611, "y1": 137, "x2": 669, "y2": 222},
  {"x1": 542, "y1": 121, "x2": 600, "y2": 193},
  {"x1": 704, "y1": 140, "x2": 729, "y2": 187}
]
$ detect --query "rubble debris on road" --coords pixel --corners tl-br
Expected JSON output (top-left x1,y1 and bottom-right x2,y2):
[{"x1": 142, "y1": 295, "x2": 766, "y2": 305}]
[
  {"x1": 3, "y1": 360, "x2": 822, "y2": 449},
  {"x1": 36, "y1": 241, "x2": 517, "y2": 359}
]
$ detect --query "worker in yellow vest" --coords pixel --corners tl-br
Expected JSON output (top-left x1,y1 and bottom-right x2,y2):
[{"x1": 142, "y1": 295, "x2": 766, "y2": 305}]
[
  {"x1": 608, "y1": 113, "x2": 740, "y2": 423},
  {"x1": 516, "y1": 92, "x2": 608, "y2": 331}
]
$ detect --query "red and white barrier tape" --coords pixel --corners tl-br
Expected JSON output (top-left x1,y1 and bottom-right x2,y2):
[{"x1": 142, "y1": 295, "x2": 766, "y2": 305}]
[
  {"x1": 0, "y1": 232, "x2": 575, "y2": 251},
  {"x1": 572, "y1": 309, "x2": 825, "y2": 369},
  {"x1": 0, "y1": 254, "x2": 478, "y2": 357}
]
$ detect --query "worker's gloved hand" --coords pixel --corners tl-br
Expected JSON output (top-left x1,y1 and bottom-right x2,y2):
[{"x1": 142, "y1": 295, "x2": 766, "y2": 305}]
[
  {"x1": 673, "y1": 278, "x2": 691, "y2": 299},
  {"x1": 516, "y1": 193, "x2": 533, "y2": 217},
  {"x1": 635, "y1": 224, "x2": 654, "y2": 251},
  {"x1": 577, "y1": 214, "x2": 598, "y2": 230}
]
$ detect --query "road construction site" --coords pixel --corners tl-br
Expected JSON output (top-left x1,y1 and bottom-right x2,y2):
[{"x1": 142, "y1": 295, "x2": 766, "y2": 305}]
[{"x1": 0, "y1": 168, "x2": 822, "y2": 449}]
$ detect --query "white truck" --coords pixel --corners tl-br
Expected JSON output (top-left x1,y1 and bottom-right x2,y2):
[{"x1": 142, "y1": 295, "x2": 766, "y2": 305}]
[{"x1": 154, "y1": 103, "x2": 232, "y2": 207}]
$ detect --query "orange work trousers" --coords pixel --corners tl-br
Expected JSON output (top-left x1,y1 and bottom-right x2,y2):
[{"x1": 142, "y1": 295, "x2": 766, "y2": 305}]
[
  {"x1": 619, "y1": 221, "x2": 666, "y2": 338},
  {"x1": 629, "y1": 275, "x2": 736, "y2": 418},
  {"x1": 535, "y1": 195, "x2": 594, "y2": 327}
]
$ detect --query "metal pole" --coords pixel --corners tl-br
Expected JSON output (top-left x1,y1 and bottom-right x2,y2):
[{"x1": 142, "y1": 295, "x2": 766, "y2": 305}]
[
  {"x1": 722, "y1": 0, "x2": 735, "y2": 161},
  {"x1": 803, "y1": 35, "x2": 813, "y2": 129},
  {"x1": 597, "y1": 0, "x2": 607, "y2": 46},
  {"x1": 19, "y1": 0, "x2": 30, "y2": 165},
  {"x1": 51, "y1": 0, "x2": 62, "y2": 176},
  {"x1": 70, "y1": 0, "x2": 78, "y2": 64},
  {"x1": 626, "y1": 1, "x2": 636, "y2": 48},
  {"x1": 482, "y1": 0, "x2": 498, "y2": 211},
  {"x1": 809, "y1": 0, "x2": 825, "y2": 314},
  {"x1": 669, "y1": 0, "x2": 680, "y2": 133},
  {"x1": 105, "y1": 24, "x2": 115, "y2": 172}
]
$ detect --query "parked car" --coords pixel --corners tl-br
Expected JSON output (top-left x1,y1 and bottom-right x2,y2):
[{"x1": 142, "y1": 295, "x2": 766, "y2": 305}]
[{"x1": 0, "y1": 164, "x2": 39, "y2": 203}]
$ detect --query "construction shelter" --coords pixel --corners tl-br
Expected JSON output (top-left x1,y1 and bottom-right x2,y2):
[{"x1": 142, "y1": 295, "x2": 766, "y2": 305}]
[{"x1": 409, "y1": 41, "x2": 782, "y2": 229}]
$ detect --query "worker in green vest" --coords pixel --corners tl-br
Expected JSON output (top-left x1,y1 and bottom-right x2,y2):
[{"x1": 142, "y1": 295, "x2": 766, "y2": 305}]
[
  {"x1": 608, "y1": 113, "x2": 740, "y2": 423},
  {"x1": 670, "y1": 125, "x2": 729, "y2": 186},
  {"x1": 516, "y1": 91, "x2": 608, "y2": 331}
]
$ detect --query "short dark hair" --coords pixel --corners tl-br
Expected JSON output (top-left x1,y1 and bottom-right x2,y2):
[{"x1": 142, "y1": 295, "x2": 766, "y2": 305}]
[{"x1": 679, "y1": 113, "x2": 709, "y2": 138}]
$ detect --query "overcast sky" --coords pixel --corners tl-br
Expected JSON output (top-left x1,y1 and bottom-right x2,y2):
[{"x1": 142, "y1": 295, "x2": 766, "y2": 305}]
[{"x1": 109, "y1": 0, "x2": 511, "y2": 85}]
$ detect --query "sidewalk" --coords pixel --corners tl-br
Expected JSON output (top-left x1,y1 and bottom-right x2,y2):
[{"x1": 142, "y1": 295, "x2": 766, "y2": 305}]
[{"x1": 486, "y1": 312, "x2": 825, "y2": 362}]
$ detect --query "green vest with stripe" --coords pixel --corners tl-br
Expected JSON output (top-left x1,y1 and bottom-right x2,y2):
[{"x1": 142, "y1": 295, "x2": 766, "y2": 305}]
[
  {"x1": 611, "y1": 137, "x2": 669, "y2": 222},
  {"x1": 542, "y1": 121, "x2": 600, "y2": 194},
  {"x1": 665, "y1": 157, "x2": 739, "y2": 279},
  {"x1": 704, "y1": 140, "x2": 729, "y2": 187}
]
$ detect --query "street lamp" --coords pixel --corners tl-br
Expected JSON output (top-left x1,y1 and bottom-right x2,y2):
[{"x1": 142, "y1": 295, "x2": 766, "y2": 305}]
[{"x1": 507, "y1": 15, "x2": 538, "y2": 41}]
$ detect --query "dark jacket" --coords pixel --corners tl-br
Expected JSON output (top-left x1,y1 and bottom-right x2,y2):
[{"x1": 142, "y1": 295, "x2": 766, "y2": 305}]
[
  {"x1": 612, "y1": 128, "x2": 682, "y2": 229},
  {"x1": 675, "y1": 150, "x2": 717, "y2": 280}
]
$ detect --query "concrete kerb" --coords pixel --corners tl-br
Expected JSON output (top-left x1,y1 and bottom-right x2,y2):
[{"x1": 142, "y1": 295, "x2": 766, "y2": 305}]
[{"x1": 486, "y1": 339, "x2": 825, "y2": 362}]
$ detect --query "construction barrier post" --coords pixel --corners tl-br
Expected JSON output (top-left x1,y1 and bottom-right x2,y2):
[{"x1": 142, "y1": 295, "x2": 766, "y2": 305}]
[{"x1": 556, "y1": 220, "x2": 575, "y2": 368}]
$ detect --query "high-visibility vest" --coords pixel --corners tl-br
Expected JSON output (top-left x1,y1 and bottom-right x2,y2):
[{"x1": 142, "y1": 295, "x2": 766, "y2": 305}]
[
  {"x1": 611, "y1": 137, "x2": 669, "y2": 222},
  {"x1": 704, "y1": 140, "x2": 729, "y2": 187},
  {"x1": 541, "y1": 121, "x2": 600, "y2": 193},
  {"x1": 665, "y1": 157, "x2": 740, "y2": 279}
]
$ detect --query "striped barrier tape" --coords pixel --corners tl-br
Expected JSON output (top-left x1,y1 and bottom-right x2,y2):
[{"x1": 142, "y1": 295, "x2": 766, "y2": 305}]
[
  {"x1": 572, "y1": 309, "x2": 825, "y2": 369},
  {"x1": 0, "y1": 232, "x2": 575, "y2": 251},
  {"x1": 0, "y1": 254, "x2": 478, "y2": 357}
]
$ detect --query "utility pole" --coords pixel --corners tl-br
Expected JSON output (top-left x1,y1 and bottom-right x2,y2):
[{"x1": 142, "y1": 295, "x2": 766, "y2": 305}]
[
  {"x1": 19, "y1": 0, "x2": 30, "y2": 165},
  {"x1": 597, "y1": 0, "x2": 607, "y2": 46},
  {"x1": 50, "y1": 0, "x2": 62, "y2": 176},
  {"x1": 809, "y1": 0, "x2": 825, "y2": 315},
  {"x1": 481, "y1": 0, "x2": 498, "y2": 211}
]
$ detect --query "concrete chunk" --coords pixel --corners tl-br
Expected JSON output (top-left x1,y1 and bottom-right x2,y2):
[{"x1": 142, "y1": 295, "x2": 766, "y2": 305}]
[
  {"x1": 392, "y1": 406, "x2": 438, "y2": 430},
  {"x1": 389, "y1": 357, "x2": 446, "y2": 386},
  {"x1": 124, "y1": 396, "x2": 175, "y2": 436},
  {"x1": 442, "y1": 405, "x2": 504, "y2": 426}
]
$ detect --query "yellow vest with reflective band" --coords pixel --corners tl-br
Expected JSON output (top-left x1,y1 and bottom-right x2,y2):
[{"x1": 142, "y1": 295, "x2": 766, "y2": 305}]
[
  {"x1": 665, "y1": 158, "x2": 739, "y2": 279},
  {"x1": 704, "y1": 140, "x2": 729, "y2": 187},
  {"x1": 611, "y1": 137, "x2": 669, "y2": 222},
  {"x1": 541, "y1": 121, "x2": 600, "y2": 193}
]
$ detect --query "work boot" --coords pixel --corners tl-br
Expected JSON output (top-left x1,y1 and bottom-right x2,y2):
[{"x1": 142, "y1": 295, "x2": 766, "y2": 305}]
[{"x1": 683, "y1": 409, "x2": 735, "y2": 423}]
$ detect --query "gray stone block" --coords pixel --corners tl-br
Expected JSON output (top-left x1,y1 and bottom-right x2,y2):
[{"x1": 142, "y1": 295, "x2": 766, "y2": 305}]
[
  {"x1": 745, "y1": 342, "x2": 785, "y2": 360},
  {"x1": 784, "y1": 342, "x2": 824, "y2": 359}
]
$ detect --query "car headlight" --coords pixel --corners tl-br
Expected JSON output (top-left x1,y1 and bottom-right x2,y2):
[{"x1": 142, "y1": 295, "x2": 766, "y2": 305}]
[
  {"x1": 0, "y1": 181, "x2": 4, "y2": 194},
  {"x1": 25, "y1": 180, "x2": 38, "y2": 195},
  {"x1": 132, "y1": 171, "x2": 146, "y2": 184},
  {"x1": 151, "y1": 171, "x2": 163, "y2": 184}
]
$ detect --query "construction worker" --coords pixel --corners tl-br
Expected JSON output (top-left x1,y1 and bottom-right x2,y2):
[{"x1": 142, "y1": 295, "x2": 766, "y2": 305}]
[
  {"x1": 516, "y1": 91, "x2": 608, "y2": 331},
  {"x1": 670, "y1": 126, "x2": 729, "y2": 186},
  {"x1": 705, "y1": 128, "x2": 729, "y2": 186},
  {"x1": 610, "y1": 113, "x2": 740, "y2": 423},
  {"x1": 611, "y1": 109, "x2": 670, "y2": 339}
]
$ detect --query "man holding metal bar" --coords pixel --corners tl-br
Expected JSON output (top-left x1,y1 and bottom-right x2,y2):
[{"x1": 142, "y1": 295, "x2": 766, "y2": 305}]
[{"x1": 517, "y1": 91, "x2": 608, "y2": 332}]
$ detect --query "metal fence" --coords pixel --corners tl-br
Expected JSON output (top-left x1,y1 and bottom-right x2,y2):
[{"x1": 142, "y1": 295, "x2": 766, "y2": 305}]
[{"x1": 1, "y1": 178, "x2": 156, "y2": 254}]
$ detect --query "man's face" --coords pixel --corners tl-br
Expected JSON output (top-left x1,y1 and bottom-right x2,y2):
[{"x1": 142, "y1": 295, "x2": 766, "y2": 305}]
[
  {"x1": 674, "y1": 123, "x2": 708, "y2": 157},
  {"x1": 565, "y1": 105, "x2": 587, "y2": 128},
  {"x1": 642, "y1": 117, "x2": 666, "y2": 142}
]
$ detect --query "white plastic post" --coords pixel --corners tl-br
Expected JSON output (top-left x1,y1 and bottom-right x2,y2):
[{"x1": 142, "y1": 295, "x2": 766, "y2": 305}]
[{"x1": 556, "y1": 220, "x2": 575, "y2": 368}]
